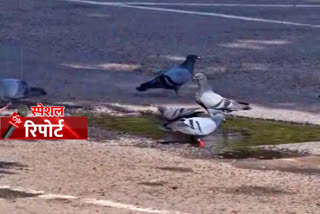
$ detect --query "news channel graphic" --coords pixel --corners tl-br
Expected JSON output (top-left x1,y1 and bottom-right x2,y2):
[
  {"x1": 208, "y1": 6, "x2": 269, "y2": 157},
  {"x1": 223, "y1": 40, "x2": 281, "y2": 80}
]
[{"x1": 0, "y1": 103, "x2": 88, "y2": 140}]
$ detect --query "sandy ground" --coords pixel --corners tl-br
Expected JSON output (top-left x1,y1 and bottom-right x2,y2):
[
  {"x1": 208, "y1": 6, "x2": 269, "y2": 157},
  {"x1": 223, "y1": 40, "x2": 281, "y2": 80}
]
[
  {"x1": 1, "y1": 0, "x2": 320, "y2": 213},
  {"x1": 0, "y1": 141, "x2": 320, "y2": 214}
]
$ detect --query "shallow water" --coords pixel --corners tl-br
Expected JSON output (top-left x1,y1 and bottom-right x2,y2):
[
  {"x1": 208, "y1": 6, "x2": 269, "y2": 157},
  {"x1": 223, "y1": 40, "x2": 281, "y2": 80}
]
[{"x1": 86, "y1": 114, "x2": 320, "y2": 159}]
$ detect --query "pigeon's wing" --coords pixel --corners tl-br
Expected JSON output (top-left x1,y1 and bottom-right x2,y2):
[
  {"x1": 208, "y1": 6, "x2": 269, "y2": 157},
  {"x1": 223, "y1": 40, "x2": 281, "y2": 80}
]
[
  {"x1": 164, "y1": 67, "x2": 193, "y2": 85},
  {"x1": 197, "y1": 90, "x2": 224, "y2": 110},
  {"x1": 158, "y1": 107, "x2": 206, "y2": 122},
  {"x1": 183, "y1": 117, "x2": 217, "y2": 135},
  {"x1": 215, "y1": 98, "x2": 251, "y2": 112},
  {"x1": 0, "y1": 79, "x2": 28, "y2": 99},
  {"x1": 195, "y1": 95, "x2": 209, "y2": 111},
  {"x1": 136, "y1": 67, "x2": 192, "y2": 92},
  {"x1": 167, "y1": 117, "x2": 216, "y2": 136},
  {"x1": 136, "y1": 74, "x2": 174, "y2": 91},
  {"x1": 175, "y1": 107, "x2": 206, "y2": 119},
  {"x1": 197, "y1": 87, "x2": 251, "y2": 112}
]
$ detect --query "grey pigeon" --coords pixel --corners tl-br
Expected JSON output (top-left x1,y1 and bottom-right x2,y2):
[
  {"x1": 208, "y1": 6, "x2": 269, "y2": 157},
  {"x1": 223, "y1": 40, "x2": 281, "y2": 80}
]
[
  {"x1": 158, "y1": 106, "x2": 206, "y2": 122},
  {"x1": 193, "y1": 73, "x2": 251, "y2": 113},
  {"x1": 136, "y1": 55, "x2": 200, "y2": 94},
  {"x1": 0, "y1": 78, "x2": 47, "y2": 111},
  {"x1": 163, "y1": 110, "x2": 225, "y2": 147}
]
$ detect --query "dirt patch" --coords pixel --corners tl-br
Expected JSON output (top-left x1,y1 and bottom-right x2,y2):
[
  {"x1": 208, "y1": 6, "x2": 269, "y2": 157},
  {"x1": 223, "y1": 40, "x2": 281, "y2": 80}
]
[
  {"x1": 0, "y1": 162, "x2": 26, "y2": 169},
  {"x1": 0, "y1": 141, "x2": 319, "y2": 213},
  {"x1": 138, "y1": 181, "x2": 167, "y2": 186},
  {"x1": 220, "y1": 185, "x2": 294, "y2": 196},
  {"x1": 0, "y1": 188, "x2": 42, "y2": 200},
  {"x1": 156, "y1": 166, "x2": 193, "y2": 173},
  {"x1": 233, "y1": 156, "x2": 320, "y2": 175},
  {"x1": 0, "y1": 161, "x2": 27, "y2": 177}
]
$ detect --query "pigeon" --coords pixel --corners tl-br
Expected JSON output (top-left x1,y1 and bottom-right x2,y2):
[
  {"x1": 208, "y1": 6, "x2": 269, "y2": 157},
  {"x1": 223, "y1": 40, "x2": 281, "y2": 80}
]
[
  {"x1": 193, "y1": 73, "x2": 251, "y2": 113},
  {"x1": 163, "y1": 110, "x2": 225, "y2": 147},
  {"x1": 0, "y1": 78, "x2": 47, "y2": 111},
  {"x1": 136, "y1": 55, "x2": 200, "y2": 94},
  {"x1": 158, "y1": 106, "x2": 206, "y2": 122}
]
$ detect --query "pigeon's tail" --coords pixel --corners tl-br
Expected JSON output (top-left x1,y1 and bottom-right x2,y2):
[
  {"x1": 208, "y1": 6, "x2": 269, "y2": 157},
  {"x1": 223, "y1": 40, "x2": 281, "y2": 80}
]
[
  {"x1": 238, "y1": 101, "x2": 251, "y2": 110},
  {"x1": 136, "y1": 76, "x2": 168, "y2": 92},
  {"x1": 231, "y1": 101, "x2": 251, "y2": 111},
  {"x1": 29, "y1": 87, "x2": 47, "y2": 97}
]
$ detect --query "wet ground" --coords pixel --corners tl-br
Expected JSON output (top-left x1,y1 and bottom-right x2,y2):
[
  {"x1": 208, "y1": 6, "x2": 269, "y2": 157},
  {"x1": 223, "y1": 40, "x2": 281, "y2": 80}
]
[
  {"x1": 1, "y1": 0, "x2": 320, "y2": 124},
  {"x1": 85, "y1": 113, "x2": 320, "y2": 159}
]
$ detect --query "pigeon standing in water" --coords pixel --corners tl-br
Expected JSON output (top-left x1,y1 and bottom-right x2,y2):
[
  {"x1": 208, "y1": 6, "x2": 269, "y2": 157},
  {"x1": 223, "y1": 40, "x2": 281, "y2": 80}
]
[
  {"x1": 193, "y1": 73, "x2": 251, "y2": 113},
  {"x1": 136, "y1": 55, "x2": 200, "y2": 94},
  {"x1": 163, "y1": 110, "x2": 225, "y2": 147},
  {"x1": 0, "y1": 78, "x2": 47, "y2": 111}
]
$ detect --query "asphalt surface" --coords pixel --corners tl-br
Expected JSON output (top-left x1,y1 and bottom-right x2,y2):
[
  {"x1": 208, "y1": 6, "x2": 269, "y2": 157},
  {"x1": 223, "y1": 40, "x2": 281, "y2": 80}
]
[{"x1": 1, "y1": 0, "x2": 320, "y2": 116}]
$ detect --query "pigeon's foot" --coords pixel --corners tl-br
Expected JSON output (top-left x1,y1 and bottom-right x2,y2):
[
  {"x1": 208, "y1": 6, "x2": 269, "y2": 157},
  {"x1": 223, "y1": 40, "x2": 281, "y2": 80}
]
[
  {"x1": 0, "y1": 102, "x2": 12, "y2": 112},
  {"x1": 175, "y1": 90, "x2": 184, "y2": 98},
  {"x1": 174, "y1": 90, "x2": 183, "y2": 97},
  {"x1": 197, "y1": 139, "x2": 205, "y2": 148}
]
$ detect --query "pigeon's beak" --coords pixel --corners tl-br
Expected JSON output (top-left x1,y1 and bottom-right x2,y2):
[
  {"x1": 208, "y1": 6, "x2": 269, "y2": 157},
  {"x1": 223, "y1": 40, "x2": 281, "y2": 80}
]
[{"x1": 197, "y1": 56, "x2": 201, "y2": 61}]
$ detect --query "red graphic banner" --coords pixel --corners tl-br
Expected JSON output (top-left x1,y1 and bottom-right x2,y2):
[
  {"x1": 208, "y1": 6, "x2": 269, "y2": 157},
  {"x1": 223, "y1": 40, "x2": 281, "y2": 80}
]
[{"x1": 0, "y1": 117, "x2": 88, "y2": 140}]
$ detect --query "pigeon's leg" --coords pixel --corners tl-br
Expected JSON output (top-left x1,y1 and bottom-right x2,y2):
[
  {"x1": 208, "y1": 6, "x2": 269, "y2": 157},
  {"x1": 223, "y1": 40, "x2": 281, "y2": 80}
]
[
  {"x1": 197, "y1": 138, "x2": 205, "y2": 148},
  {"x1": 174, "y1": 87, "x2": 183, "y2": 97},
  {"x1": 0, "y1": 102, "x2": 12, "y2": 112}
]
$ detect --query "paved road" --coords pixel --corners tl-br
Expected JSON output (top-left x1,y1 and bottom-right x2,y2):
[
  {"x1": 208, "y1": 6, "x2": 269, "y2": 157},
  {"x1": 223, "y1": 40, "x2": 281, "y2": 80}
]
[{"x1": 1, "y1": 0, "x2": 320, "y2": 117}]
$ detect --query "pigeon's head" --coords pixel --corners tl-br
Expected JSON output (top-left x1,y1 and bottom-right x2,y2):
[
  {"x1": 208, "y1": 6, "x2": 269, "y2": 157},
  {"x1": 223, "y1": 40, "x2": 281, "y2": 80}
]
[
  {"x1": 214, "y1": 113, "x2": 226, "y2": 124},
  {"x1": 186, "y1": 55, "x2": 200, "y2": 62},
  {"x1": 208, "y1": 109, "x2": 225, "y2": 123},
  {"x1": 192, "y1": 73, "x2": 208, "y2": 84}
]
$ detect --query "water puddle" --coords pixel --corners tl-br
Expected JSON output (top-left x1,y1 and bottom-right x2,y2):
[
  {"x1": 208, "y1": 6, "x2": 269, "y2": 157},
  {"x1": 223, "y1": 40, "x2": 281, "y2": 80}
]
[{"x1": 86, "y1": 114, "x2": 320, "y2": 159}]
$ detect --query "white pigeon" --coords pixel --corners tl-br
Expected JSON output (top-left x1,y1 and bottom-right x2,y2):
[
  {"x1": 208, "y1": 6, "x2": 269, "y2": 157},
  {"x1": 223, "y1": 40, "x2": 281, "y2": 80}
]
[
  {"x1": 0, "y1": 78, "x2": 47, "y2": 111},
  {"x1": 163, "y1": 110, "x2": 225, "y2": 147},
  {"x1": 193, "y1": 73, "x2": 251, "y2": 113},
  {"x1": 136, "y1": 55, "x2": 200, "y2": 94}
]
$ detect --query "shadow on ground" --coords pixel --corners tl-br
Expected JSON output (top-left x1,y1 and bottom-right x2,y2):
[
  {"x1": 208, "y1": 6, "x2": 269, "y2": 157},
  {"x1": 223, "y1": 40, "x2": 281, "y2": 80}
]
[{"x1": 0, "y1": 161, "x2": 27, "y2": 177}]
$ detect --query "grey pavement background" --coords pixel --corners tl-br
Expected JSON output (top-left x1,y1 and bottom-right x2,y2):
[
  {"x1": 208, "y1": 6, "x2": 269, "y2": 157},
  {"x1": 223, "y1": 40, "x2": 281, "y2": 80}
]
[{"x1": 1, "y1": 0, "x2": 320, "y2": 117}]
